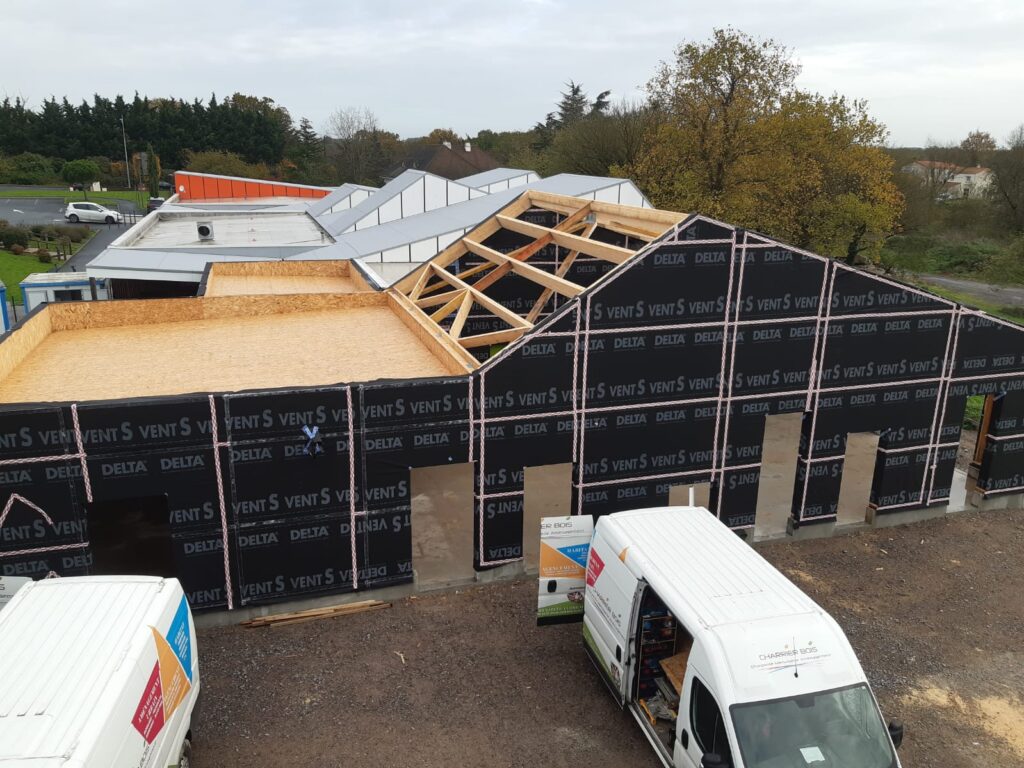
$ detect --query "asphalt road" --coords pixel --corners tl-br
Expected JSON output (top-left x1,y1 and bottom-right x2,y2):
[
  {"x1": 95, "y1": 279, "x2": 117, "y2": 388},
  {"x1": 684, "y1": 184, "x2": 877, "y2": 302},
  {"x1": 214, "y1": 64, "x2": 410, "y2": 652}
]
[
  {"x1": 916, "y1": 273, "x2": 1024, "y2": 310},
  {"x1": 59, "y1": 224, "x2": 125, "y2": 272}
]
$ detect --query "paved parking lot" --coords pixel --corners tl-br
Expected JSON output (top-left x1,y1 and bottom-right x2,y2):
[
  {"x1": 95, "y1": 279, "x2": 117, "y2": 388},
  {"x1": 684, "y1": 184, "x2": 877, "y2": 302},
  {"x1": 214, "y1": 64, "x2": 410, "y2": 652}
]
[{"x1": 0, "y1": 197, "x2": 67, "y2": 227}]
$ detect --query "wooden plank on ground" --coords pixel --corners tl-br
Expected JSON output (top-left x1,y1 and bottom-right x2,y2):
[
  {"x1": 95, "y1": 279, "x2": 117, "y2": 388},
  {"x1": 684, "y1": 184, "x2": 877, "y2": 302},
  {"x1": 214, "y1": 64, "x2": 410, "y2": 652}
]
[{"x1": 241, "y1": 599, "x2": 392, "y2": 628}]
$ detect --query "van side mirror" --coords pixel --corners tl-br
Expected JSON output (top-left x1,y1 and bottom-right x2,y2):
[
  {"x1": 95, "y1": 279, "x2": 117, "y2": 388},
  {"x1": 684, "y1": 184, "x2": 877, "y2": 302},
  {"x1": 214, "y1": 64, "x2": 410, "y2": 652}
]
[
  {"x1": 888, "y1": 719, "x2": 904, "y2": 749},
  {"x1": 701, "y1": 753, "x2": 730, "y2": 768}
]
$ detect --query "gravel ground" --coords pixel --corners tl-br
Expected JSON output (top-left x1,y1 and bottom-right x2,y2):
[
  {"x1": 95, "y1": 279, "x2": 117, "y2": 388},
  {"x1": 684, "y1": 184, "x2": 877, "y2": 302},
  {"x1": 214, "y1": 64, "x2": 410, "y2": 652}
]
[{"x1": 194, "y1": 508, "x2": 1024, "y2": 768}]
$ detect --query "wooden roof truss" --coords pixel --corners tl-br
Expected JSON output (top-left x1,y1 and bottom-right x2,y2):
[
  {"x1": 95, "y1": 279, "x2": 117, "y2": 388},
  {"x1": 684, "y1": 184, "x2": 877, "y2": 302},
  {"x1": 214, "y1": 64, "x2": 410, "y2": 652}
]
[{"x1": 392, "y1": 191, "x2": 685, "y2": 362}]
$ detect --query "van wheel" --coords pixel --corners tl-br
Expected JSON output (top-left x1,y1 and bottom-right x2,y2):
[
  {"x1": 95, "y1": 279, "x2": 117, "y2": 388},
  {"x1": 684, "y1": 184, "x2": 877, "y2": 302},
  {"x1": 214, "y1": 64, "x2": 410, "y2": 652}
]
[
  {"x1": 104, "y1": 215, "x2": 114, "y2": 224},
  {"x1": 177, "y1": 737, "x2": 192, "y2": 768},
  {"x1": 68, "y1": 214, "x2": 79, "y2": 223}
]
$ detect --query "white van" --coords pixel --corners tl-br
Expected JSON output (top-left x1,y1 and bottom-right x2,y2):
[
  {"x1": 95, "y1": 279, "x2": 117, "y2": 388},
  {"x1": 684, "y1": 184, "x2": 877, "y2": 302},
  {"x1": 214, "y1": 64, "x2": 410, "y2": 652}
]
[
  {"x1": 583, "y1": 507, "x2": 903, "y2": 768},
  {"x1": 0, "y1": 576, "x2": 200, "y2": 768}
]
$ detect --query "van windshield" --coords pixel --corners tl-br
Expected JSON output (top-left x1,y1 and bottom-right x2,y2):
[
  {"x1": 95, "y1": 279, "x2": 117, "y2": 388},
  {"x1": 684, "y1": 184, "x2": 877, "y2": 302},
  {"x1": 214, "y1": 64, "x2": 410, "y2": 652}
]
[{"x1": 731, "y1": 684, "x2": 896, "y2": 768}]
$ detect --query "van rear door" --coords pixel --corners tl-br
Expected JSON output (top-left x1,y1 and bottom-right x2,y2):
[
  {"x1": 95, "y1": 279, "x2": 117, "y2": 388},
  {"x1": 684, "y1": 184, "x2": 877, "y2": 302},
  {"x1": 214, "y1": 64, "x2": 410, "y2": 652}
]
[{"x1": 583, "y1": 526, "x2": 641, "y2": 706}]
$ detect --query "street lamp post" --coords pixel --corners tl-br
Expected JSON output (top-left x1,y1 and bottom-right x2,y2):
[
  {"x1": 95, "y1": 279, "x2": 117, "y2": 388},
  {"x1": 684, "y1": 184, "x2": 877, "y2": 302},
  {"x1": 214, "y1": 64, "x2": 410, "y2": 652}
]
[{"x1": 120, "y1": 117, "x2": 132, "y2": 190}]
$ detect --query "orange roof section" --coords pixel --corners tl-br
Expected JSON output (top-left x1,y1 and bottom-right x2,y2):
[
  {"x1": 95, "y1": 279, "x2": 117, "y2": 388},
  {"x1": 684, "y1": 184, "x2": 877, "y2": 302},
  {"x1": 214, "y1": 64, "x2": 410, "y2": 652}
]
[{"x1": 173, "y1": 171, "x2": 333, "y2": 201}]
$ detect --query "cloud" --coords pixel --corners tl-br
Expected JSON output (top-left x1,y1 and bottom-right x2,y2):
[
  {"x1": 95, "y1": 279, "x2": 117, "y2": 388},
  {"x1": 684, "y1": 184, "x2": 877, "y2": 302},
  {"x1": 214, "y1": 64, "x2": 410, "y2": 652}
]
[{"x1": 1, "y1": 0, "x2": 1021, "y2": 144}]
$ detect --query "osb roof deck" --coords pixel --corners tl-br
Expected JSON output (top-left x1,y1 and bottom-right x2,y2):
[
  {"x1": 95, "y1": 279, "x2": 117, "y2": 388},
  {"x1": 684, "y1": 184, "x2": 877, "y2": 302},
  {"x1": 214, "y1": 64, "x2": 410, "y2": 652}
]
[
  {"x1": 0, "y1": 293, "x2": 468, "y2": 405},
  {"x1": 391, "y1": 190, "x2": 686, "y2": 353},
  {"x1": 201, "y1": 260, "x2": 373, "y2": 297}
]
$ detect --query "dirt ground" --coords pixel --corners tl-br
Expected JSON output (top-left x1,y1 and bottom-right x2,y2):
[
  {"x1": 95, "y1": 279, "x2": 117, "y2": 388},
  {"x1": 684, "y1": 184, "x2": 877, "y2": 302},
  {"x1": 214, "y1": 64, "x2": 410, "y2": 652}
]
[{"x1": 194, "y1": 508, "x2": 1024, "y2": 768}]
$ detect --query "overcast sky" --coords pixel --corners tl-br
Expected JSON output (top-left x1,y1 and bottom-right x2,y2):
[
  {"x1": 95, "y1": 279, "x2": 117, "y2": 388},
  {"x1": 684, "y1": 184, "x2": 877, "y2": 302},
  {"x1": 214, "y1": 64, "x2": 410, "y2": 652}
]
[{"x1": 3, "y1": 0, "x2": 1022, "y2": 147}]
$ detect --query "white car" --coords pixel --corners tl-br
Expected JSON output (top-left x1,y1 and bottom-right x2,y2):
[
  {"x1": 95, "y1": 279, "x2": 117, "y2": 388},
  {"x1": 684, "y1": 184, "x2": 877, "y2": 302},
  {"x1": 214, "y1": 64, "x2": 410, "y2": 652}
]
[{"x1": 64, "y1": 201, "x2": 123, "y2": 224}]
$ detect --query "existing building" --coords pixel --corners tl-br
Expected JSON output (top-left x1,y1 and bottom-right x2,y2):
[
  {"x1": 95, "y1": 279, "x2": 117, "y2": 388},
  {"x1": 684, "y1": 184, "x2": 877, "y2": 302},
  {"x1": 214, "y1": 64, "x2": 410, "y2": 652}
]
[
  {"x1": 3, "y1": 191, "x2": 1024, "y2": 614},
  {"x1": 388, "y1": 140, "x2": 500, "y2": 181},
  {"x1": 0, "y1": 281, "x2": 8, "y2": 334},
  {"x1": 86, "y1": 168, "x2": 648, "y2": 291},
  {"x1": 20, "y1": 273, "x2": 109, "y2": 314},
  {"x1": 901, "y1": 159, "x2": 993, "y2": 199}
]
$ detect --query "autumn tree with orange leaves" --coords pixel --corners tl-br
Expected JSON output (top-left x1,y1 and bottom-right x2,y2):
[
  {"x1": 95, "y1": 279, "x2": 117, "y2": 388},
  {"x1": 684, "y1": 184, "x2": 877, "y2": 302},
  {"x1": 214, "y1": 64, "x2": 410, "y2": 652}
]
[{"x1": 624, "y1": 29, "x2": 903, "y2": 265}]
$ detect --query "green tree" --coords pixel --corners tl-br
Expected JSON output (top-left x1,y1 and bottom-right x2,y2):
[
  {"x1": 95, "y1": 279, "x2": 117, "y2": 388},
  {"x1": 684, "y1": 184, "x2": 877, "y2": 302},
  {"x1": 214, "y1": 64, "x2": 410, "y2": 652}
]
[
  {"x1": 145, "y1": 143, "x2": 162, "y2": 198},
  {"x1": 0, "y1": 152, "x2": 57, "y2": 185},
  {"x1": 61, "y1": 159, "x2": 101, "y2": 198},
  {"x1": 960, "y1": 130, "x2": 997, "y2": 166},
  {"x1": 427, "y1": 128, "x2": 462, "y2": 146},
  {"x1": 547, "y1": 103, "x2": 656, "y2": 176},
  {"x1": 557, "y1": 81, "x2": 590, "y2": 126},
  {"x1": 990, "y1": 125, "x2": 1024, "y2": 232},
  {"x1": 627, "y1": 28, "x2": 903, "y2": 263},
  {"x1": 183, "y1": 150, "x2": 269, "y2": 179}
]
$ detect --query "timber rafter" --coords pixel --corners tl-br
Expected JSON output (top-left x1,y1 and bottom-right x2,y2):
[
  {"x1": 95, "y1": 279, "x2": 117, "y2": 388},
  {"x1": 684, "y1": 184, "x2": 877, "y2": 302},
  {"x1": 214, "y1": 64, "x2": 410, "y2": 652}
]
[{"x1": 390, "y1": 190, "x2": 685, "y2": 361}]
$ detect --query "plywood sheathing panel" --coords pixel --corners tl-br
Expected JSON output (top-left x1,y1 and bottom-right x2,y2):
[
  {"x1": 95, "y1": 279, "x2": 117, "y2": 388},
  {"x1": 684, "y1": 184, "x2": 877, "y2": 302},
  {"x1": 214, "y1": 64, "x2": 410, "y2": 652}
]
[
  {"x1": 387, "y1": 292, "x2": 478, "y2": 374},
  {"x1": 203, "y1": 259, "x2": 373, "y2": 296},
  {"x1": 0, "y1": 310, "x2": 53, "y2": 386},
  {"x1": 0, "y1": 303, "x2": 454, "y2": 404},
  {"x1": 46, "y1": 293, "x2": 386, "y2": 332},
  {"x1": 205, "y1": 275, "x2": 364, "y2": 296}
]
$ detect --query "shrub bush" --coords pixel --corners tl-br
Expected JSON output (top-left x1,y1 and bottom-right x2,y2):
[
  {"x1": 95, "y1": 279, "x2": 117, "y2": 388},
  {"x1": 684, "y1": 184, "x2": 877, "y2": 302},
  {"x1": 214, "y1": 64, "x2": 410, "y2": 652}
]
[
  {"x1": 10, "y1": 244, "x2": 25, "y2": 255},
  {"x1": 0, "y1": 226, "x2": 30, "y2": 249},
  {"x1": 37, "y1": 252, "x2": 52, "y2": 264},
  {"x1": 54, "y1": 224, "x2": 88, "y2": 243}
]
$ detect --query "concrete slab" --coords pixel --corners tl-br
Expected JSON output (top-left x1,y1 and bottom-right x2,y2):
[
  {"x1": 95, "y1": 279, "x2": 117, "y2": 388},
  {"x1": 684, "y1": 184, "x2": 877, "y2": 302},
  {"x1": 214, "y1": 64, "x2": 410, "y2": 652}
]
[
  {"x1": 968, "y1": 490, "x2": 1024, "y2": 510},
  {"x1": 787, "y1": 517, "x2": 837, "y2": 539},
  {"x1": 867, "y1": 504, "x2": 948, "y2": 528}
]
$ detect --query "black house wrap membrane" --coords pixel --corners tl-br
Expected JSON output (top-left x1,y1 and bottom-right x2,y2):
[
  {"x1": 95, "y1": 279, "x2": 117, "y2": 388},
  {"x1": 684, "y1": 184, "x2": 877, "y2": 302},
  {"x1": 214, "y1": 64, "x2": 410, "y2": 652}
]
[{"x1": 3, "y1": 212, "x2": 1024, "y2": 611}]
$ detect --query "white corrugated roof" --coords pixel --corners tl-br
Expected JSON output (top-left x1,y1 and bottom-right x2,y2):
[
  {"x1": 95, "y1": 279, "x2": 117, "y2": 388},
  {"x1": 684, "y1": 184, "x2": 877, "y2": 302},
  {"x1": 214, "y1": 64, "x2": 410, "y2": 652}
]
[
  {"x1": 0, "y1": 577, "x2": 171, "y2": 764},
  {"x1": 457, "y1": 167, "x2": 536, "y2": 188},
  {"x1": 306, "y1": 182, "x2": 379, "y2": 218}
]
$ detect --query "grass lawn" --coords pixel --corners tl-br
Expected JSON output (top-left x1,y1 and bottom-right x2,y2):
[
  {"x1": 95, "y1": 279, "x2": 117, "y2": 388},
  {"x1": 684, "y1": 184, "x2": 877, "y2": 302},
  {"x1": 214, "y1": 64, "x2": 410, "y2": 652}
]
[
  {"x1": 0, "y1": 249, "x2": 55, "y2": 304},
  {"x1": 0, "y1": 188, "x2": 169, "y2": 211}
]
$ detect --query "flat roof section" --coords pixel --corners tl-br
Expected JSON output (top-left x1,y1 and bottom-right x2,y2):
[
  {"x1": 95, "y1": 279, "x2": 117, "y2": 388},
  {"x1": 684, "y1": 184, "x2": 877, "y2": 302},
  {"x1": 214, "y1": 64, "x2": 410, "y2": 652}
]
[
  {"x1": 0, "y1": 294, "x2": 464, "y2": 404},
  {"x1": 129, "y1": 212, "x2": 330, "y2": 249},
  {"x1": 201, "y1": 260, "x2": 372, "y2": 297}
]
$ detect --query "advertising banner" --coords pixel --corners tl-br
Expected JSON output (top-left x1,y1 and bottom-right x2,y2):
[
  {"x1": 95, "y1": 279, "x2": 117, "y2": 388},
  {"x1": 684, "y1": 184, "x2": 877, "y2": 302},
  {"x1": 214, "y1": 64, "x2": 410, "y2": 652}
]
[{"x1": 537, "y1": 515, "x2": 593, "y2": 625}]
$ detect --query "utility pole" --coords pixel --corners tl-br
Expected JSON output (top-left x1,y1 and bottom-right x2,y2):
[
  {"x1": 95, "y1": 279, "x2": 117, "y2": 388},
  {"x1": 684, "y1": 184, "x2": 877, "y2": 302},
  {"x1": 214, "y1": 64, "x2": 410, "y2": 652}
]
[{"x1": 120, "y1": 116, "x2": 132, "y2": 190}]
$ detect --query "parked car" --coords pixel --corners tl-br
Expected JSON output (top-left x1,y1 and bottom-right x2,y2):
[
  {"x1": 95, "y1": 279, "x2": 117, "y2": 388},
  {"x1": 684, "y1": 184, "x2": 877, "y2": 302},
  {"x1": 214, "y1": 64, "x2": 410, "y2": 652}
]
[
  {"x1": 159, "y1": 179, "x2": 173, "y2": 190},
  {"x1": 147, "y1": 197, "x2": 165, "y2": 213},
  {"x1": 65, "y1": 201, "x2": 123, "y2": 224}
]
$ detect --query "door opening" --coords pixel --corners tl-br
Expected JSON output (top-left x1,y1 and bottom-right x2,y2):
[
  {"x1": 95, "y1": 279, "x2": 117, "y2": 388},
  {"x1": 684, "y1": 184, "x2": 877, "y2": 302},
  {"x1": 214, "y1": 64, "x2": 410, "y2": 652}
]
[
  {"x1": 754, "y1": 413, "x2": 803, "y2": 539},
  {"x1": 86, "y1": 495, "x2": 174, "y2": 577},
  {"x1": 632, "y1": 585, "x2": 694, "y2": 759},
  {"x1": 837, "y1": 432, "x2": 880, "y2": 526},
  {"x1": 409, "y1": 463, "x2": 474, "y2": 589},
  {"x1": 949, "y1": 394, "x2": 989, "y2": 511},
  {"x1": 523, "y1": 463, "x2": 573, "y2": 573}
]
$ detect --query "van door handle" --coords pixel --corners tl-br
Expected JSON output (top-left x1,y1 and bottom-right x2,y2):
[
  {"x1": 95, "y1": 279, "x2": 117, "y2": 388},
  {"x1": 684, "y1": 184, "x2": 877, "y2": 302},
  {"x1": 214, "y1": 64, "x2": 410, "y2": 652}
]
[
  {"x1": 680, "y1": 729, "x2": 689, "y2": 749},
  {"x1": 615, "y1": 645, "x2": 622, "y2": 662}
]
